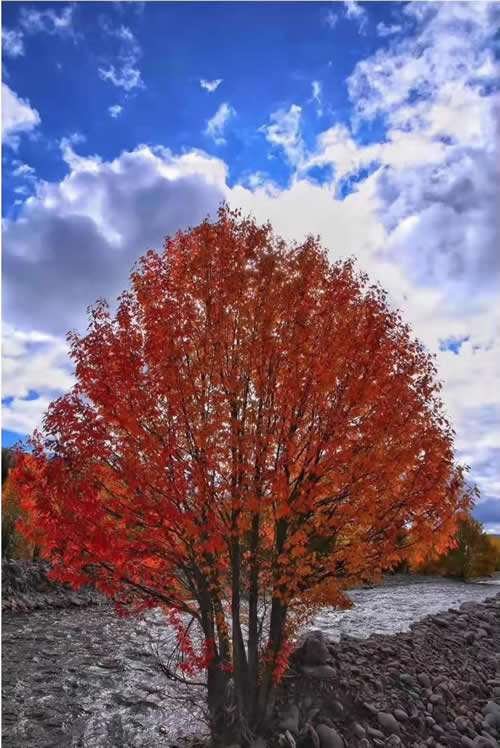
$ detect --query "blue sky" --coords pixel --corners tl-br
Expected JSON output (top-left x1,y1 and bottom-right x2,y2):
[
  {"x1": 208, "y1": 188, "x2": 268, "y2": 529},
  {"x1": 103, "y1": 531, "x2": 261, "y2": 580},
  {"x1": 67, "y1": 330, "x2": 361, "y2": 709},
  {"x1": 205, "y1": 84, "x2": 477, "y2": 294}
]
[{"x1": 2, "y1": 2, "x2": 500, "y2": 531}]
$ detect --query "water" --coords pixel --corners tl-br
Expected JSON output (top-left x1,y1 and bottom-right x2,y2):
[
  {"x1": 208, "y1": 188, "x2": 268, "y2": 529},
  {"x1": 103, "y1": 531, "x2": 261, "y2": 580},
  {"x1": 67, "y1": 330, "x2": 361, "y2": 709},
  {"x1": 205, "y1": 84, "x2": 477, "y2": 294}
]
[
  {"x1": 312, "y1": 573, "x2": 500, "y2": 640},
  {"x1": 3, "y1": 574, "x2": 499, "y2": 747}
]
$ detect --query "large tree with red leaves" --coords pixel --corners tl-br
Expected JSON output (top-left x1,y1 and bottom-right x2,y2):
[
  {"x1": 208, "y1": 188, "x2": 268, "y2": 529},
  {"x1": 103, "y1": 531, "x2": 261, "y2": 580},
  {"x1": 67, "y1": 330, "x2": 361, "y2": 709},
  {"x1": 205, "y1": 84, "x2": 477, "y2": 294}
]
[{"x1": 12, "y1": 207, "x2": 471, "y2": 742}]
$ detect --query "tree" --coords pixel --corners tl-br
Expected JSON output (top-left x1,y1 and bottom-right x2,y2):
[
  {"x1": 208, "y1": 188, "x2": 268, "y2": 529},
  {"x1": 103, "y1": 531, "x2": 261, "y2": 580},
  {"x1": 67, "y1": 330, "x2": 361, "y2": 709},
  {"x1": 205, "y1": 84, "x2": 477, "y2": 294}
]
[
  {"x1": 418, "y1": 514, "x2": 498, "y2": 579},
  {"x1": 2, "y1": 448, "x2": 39, "y2": 559},
  {"x1": 12, "y1": 207, "x2": 472, "y2": 742}
]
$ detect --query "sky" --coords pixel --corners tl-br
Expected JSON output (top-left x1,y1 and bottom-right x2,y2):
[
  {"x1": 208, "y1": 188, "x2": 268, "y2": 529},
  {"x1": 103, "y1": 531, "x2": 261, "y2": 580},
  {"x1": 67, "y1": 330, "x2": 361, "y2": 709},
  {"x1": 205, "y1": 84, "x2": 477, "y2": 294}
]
[{"x1": 2, "y1": 1, "x2": 500, "y2": 531}]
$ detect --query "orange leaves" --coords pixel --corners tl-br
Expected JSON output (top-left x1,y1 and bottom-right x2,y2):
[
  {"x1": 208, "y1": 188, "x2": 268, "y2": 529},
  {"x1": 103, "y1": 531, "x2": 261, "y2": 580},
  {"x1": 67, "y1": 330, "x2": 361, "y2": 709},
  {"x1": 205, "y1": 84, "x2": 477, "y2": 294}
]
[{"x1": 11, "y1": 206, "x2": 468, "y2": 697}]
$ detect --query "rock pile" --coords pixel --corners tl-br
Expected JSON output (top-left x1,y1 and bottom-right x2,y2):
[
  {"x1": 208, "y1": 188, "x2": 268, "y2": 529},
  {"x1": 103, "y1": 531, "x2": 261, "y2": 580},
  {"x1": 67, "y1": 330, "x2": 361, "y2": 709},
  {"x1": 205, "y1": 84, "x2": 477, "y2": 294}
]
[
  {"x1": 2, "y1": 559, "x2": 102, "y2": 613},
  {"x1": 275, "y1": 593, "x2": 500, "y2": 748}
]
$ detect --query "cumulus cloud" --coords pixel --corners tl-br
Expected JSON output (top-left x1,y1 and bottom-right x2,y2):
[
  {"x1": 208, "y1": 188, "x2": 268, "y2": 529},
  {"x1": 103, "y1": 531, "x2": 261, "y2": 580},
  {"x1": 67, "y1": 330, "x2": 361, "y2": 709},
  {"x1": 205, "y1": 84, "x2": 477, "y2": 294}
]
[
  {"x1": 260, "y1": 104, "x2": 304, "y2": 165},
  {"x1": 2, "y1": 324, "x2": 75, "y2": 437},
  {"x1": 346, "y1": 3, "x2": 500, "y2": 296},
  {"x1": 3, "y1": 2, "x2": 499, "y2": 528},
  {"x1": 2, "y1": 28, "x2": 25, "y2": 57},
  {"x1": 108, "y1": 104, "x2": 123, "y2": 118},
  {"x1": 200, "y1": 78, "x2": 222, "y2": 93},
  {"x1": 2, "y1": 83, "x2": 41, "y2": 148},
  {"x1": 3, "y1": 143, "x2": 226, "y2": 337},
  {"x1": 205, "y1": 102, "x2": 235, "y2": 145}
]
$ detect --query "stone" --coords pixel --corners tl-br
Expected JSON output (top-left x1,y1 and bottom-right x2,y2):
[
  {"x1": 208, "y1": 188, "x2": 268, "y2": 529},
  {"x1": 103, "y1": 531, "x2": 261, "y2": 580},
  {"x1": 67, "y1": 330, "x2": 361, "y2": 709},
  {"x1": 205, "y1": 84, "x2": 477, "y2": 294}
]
[
  {"x1": 278, "y1": 705, "x2": 300, "y2": 735},
  {"x1": 393, "y1": 708, "x2": 408, "y2": 721},
  {"x1": 315, "y1": 724, "x2": 344, "y2": 748},
  {"x1": 366, "y1": 726, "x2": 384, "y2": 739},
  {"x1": 299, "y1": 631, "x2": 331, "y2": 666},
  {"x1": 301, "y1": 664, "x2": 336, "y2": 679},
  {"x1": 400, "y1": 672, "x2": 417, "y2": 687},
  {"x1": 455, "y1": 716, "x2": 470, "y2": 732},
  {"x1": 377, "y1": 712, "x2": 400, "y2": 734},
  {"x1": 304, "y1": 725, "x2": 320, "y2": 748},
  {"x1": 430, "y1": 693, "x2": 444, "y2": 705},
  {"x1": 472, "y1": 737, "x2": 497, "y2": 747},
  {"x1": 352, "y1": 723, "x2": 366, "y2": 739},
  {"x1": 418, "y1": 673, "x2": 432, "y2": 689},
  {"x1": 483, "y1": 701, "x2": 500, "y2": 720}
]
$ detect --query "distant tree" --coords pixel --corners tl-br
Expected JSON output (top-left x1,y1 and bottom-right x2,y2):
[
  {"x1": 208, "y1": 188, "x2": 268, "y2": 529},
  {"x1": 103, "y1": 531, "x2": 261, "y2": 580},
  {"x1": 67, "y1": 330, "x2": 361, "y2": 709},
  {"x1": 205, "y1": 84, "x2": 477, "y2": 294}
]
[
  {"x1": 418, "y1": 514, "x2": 498, "y2": 579},
  {"x1": 2, "y1": 475, "x2": 36, "y2": 560},
  {"x1": 2, "y1": 447, "x2": 13, "y2": 486},
  {"x1": 12, "y1": 207, "x2": 472, "y2": 742}
]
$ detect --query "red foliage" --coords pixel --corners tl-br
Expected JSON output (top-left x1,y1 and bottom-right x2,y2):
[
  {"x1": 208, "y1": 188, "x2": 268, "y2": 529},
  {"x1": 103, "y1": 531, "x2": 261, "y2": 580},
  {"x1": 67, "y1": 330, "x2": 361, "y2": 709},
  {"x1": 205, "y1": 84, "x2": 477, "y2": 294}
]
[{"x1": 11, "y1": 206, "x2": 472, "y2": 733}]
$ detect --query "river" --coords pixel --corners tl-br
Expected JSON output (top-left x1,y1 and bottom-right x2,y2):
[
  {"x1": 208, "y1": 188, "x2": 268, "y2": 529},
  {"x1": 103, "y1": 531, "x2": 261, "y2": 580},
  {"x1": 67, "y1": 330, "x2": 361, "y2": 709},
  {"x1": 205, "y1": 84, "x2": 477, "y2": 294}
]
[{"x1": 3, "y1": 574, "x2": 500, "y2": 747}]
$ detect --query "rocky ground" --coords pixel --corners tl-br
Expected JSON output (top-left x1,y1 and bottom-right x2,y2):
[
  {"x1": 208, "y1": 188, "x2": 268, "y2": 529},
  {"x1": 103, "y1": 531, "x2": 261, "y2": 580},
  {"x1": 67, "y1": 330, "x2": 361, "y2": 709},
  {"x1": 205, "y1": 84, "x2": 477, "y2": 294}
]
[
  {"x1": 277, "y1": 593, "x2": 500, "y2": 748},
  {"x1": 2, "y1": 561, "x2": 500, "y2": 747},
  {"x1": 2, "y1": 559, "x2": 102, "y2": 613}
]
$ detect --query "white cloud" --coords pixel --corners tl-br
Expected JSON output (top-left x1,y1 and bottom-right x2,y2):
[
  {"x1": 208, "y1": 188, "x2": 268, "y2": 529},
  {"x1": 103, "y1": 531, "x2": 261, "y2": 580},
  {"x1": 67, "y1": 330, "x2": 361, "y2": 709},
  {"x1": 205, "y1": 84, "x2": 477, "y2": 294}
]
[
  {"x1": 99, "y1": 24, "x2": 144, "y2": 91},
  {"x1": 2, "y1": 28, "x2": 25, "y2": 57},
  {"x1": 260, "y1": 104, "x2": 304, "y2": 165},
  {"x1": 3, "y1": 144, "x2": 227, "y2": 336},
  {"x1": 325, "y1": 10, "x2": 338, "y2": 30},
  {"x1": 108, "y1": 104, "x2": 124, "y2": 118},
  {"x1": 19, "y1": 5, "x2": 75, "y2": 37},
  {"x1": 344, "y1": 0, "x2": 367, "y2": 34},
  {"x1": 376, "y1": 21, "x2": 402, "y2": 38},
  {"x1": 205, "y1": 102, "x2": 235, "y2": 145},
  {"x1": 99, "y1": 63, "x2": 142, "y2": 91},
  {"x1": 310, "y1": 80, "x2": 323, "y2": 117},
  {"x1": 200, "y1": 78, "x2": 222, "y2": 93},
  {"x1": 3, "y1": 2, "x2": 499, "y2": 530},
  {"x1": 2, "y1": 324, "x2": 74, "y2": 437},
  {"x1": 12, "y1": 161, "x2": 36, "y2": 179},
  {"x1": 2, "y1": 395, "x2": 53, "y2": 438},
  {"x1": 2, "y1": 83, "x2": 41, "y2": 148},
  {"x1": 3, "y1": 325, "x2": 74, "y2": 401}
]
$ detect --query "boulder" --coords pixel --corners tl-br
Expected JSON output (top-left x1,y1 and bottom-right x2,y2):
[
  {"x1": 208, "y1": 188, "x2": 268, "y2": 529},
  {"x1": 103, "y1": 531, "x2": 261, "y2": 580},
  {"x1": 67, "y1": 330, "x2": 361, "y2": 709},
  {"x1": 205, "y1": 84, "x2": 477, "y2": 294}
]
[{"x1": 298, "y1": 631, "x2": 331, "y2": 667}]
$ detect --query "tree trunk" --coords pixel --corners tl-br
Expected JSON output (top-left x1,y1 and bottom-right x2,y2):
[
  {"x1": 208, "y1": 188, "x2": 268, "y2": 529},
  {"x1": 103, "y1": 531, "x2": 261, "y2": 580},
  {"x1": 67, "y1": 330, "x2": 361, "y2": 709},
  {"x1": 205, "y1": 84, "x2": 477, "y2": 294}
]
[
  {"x1": 247, "y1": 511, "x2": 260, "y2": 722},
  {"x1": 207, "y1": 662, "x2": 241, "y2": 745}
]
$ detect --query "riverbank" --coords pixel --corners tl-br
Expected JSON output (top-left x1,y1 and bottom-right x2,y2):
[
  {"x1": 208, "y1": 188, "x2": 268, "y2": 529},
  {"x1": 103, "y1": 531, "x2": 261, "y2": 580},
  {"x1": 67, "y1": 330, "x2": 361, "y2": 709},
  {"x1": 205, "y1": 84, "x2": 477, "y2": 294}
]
[
  {"x1": 2, "y1": 564, "x2": 499, "y2": 746},
  {"x1": 278, "y1": 591, "x2": 500, "y2": 747},
  {"x1": 2, "y1": 559, "x2": 103, "y2": 613}
]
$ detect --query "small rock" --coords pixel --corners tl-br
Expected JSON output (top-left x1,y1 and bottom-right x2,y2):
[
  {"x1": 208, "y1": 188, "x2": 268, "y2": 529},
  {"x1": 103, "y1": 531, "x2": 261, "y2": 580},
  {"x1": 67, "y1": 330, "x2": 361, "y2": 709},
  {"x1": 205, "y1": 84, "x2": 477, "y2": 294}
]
[
  {"x1": 418, "y1": 673, "x2": 432, "y2": 689},
  {"x1": 302, "y1": 664, "x2": 336, "y2": 679},
  {"x1": 385, "y1": 737, "x2": 402, "y2": 747},
  {"x1": 279, "y1": 705, "x2": 300, "y2": 735},
  {"x1": 377, "y1": 712, "x2": 400, "y2": 734},
  {"x1": 315, "y1": 724, "x2": 344, "y2": 748},
  {"x1": 455, "y1": 716, "x2": 469, "y2": 733},
  {"x1": 352, "y1": 723, "x2": 366, "y2": 739},
  {"x1": 366, "y1": 726, "x2": 384, "y2": 739},
  {"x1": 400, "y1": 673, "x2": 417, "y2": 688}
]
